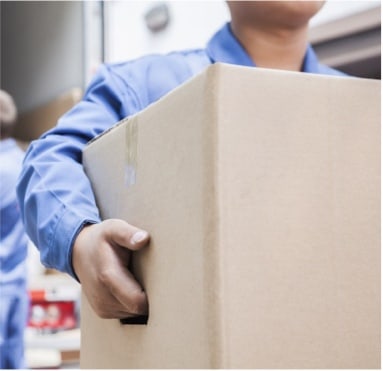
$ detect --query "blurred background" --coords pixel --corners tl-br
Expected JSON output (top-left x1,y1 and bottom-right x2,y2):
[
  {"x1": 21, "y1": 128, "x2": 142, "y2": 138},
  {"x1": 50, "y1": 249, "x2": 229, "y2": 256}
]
[{"x1": 0, "y1": 1, "x2": 381, "y2": 368}]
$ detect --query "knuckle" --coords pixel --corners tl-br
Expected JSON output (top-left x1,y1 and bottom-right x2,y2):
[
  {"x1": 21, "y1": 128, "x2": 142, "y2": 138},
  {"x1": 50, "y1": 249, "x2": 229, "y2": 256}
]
[
  {"x1": 96, "y1": 309, "x2": 109, "y2": 319},
  {"x1": 98, "y1": 267, "x2": 115, "y2": 285},
  {"x1": 129, "y1": 292, "x2": 146, "y2": 314},
  {"x1": 99, "y1": 311, "x2": 114, "y2": 319},
  {"x1": 93, "y1": 304, "x2": 110, "y2": 319}
]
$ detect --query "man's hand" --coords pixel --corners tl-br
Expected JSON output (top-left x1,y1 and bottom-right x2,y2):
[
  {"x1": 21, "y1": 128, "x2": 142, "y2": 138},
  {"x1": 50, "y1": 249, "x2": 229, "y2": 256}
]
[{"x1": 72, "y1": 219, "x2": 150, "y2": 319}]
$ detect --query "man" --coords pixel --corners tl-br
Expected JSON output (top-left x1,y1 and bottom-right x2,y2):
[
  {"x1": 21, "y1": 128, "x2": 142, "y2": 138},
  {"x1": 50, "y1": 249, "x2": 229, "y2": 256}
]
[
  {"x1": 0, "y1": 90, "x2": 29, "y2": 369},
  {"x1": 17, "y1": 1, "x2": 345, "y2": 320}
]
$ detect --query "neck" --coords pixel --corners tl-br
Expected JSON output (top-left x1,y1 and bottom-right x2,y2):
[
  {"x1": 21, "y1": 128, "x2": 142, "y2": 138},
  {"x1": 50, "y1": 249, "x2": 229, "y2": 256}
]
[{"x1": 230, "y1": 22, "x2": 309, "y2": 71}]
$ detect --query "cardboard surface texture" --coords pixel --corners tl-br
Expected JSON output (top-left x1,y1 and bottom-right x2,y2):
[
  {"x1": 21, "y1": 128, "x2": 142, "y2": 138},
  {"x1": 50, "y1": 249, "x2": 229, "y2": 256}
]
[{"x1": 82, "y1": 64, "x2": 380, "y2": 369}]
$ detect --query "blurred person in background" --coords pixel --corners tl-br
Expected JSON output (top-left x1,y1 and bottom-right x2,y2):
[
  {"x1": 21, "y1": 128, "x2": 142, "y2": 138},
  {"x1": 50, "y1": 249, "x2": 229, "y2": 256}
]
[
  {"x1": 17, "y1": 1, "x2": 346, "y2": 321},
  {"x1": 0, "y1": 90, "x2": 29, "y2": 369}
]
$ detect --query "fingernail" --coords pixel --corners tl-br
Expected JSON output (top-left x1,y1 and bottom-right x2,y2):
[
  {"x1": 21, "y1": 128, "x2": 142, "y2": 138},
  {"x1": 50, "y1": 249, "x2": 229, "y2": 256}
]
[{"x1": 131, "y1": 230, "x2": 149, "y2": 245}]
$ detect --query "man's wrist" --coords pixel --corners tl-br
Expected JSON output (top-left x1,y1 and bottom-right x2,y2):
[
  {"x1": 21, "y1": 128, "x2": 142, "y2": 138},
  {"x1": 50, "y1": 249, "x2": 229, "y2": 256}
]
[{"x1": 69, "y1": 220, "x2": 99, "y2": 282}]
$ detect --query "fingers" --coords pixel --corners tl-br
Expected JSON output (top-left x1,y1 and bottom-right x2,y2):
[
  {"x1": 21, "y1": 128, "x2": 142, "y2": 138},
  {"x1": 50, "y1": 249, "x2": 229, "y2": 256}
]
[
  {"x1": 103, "y1": 219, "x2": 150, "y2": 251},
  {"x1": 106, "y1": 263, "x2": 149, "y2": 316},
  {"x1": 89, "y1": 286, "x2": 144, "y2": 319},
  {"x1": 99, "y1": 219, "x2": 149, "y2": 316},
  {"x1": 72, "y1": 219, "x2": 150, "y2": 319},
  {"x1": 86, "y1": 255, "x2": 148, "y2": 319}
]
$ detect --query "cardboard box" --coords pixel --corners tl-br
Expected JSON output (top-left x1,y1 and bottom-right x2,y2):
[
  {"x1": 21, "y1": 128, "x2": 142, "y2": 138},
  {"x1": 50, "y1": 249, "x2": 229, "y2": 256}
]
[
  {"x1": 15, "y1": 88, "x2": 82, "y2": 142},
  {"x1": 82, "y1": 64, "x2": 380, "y2": 369}
]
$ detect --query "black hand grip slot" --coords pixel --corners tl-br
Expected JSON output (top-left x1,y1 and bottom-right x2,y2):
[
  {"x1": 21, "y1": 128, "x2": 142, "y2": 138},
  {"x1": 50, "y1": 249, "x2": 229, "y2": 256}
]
[{"x1": 120, "y1": 315, "x2": 148, "y2": 325}]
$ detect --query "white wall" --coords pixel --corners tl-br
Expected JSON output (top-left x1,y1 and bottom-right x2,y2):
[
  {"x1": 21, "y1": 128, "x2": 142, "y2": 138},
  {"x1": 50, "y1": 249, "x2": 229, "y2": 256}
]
[
  {"x1": 1, "y1": 0, "x2": 379, "y2": 113},
  {"x1": 310, "y1": 0, "x2": 380, "y2": 26},
  {"x1": 105, "y1": 0, "x2": 380, "y2": 63},
  {"x1": 105, "y1": 1, "x2": 229, "y2": 62}
]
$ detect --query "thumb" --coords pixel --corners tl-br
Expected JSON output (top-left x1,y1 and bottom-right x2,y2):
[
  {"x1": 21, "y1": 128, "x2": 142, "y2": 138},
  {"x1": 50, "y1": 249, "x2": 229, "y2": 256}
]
[{"x1": 103, "y1": 219, "x2": 150, "y2": 251}]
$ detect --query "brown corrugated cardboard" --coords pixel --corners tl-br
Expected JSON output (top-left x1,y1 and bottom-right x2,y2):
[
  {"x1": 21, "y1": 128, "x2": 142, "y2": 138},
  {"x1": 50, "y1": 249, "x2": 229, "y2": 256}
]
[
  {"x1": 15, "y1": 88, "x2": 82, "y2": 142},
  {"x1": 82, "y1": 64, "x2": 380, "y2": 369}
]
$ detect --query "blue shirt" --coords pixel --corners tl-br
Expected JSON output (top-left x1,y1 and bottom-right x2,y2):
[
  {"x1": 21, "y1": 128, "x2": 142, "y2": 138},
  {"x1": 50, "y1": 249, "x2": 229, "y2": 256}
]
[
  {"x1": 1, "y1": 139, "x2": 28, "y2": 284},
  {"x1": 16, "y1": 23, "x2": 346, "y2": 279}
]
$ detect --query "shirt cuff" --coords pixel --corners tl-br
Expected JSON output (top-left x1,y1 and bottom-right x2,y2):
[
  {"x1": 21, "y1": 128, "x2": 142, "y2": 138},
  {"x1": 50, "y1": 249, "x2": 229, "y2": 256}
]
[{"x1": 49, "y1": 205, "x2": 100, "y2": 280}]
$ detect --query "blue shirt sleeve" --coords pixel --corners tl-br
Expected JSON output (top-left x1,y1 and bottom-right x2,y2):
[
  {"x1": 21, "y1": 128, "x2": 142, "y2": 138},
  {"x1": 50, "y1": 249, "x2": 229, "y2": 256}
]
[
  {"x1": 16, "y1": 64, "x2": 142, "y2": 279},
  {"x1": 16, "y1": 22, "x2": 345, "y2": 280},
  {"x1": 16, "y1": 49, "x2": 207, "y2": 279}
]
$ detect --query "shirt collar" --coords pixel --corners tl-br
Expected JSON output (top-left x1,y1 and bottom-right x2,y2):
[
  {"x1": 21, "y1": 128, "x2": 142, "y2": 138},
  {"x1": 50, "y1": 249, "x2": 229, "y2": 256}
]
[
  {"x1": 206, "y1": 23, "x2": 255, "y2": 67},
  {"x1": 206, "y1": 22, "x2": 321, "y2": 73},
  {"x1": 301, "y1": 44, "x2": 321, "y2": 73}
]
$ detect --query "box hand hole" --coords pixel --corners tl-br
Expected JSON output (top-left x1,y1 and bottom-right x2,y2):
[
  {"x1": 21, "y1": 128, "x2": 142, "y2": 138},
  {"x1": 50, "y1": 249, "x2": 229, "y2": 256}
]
[{"x1": 120, "y1": 315, "x2": 148, "y2": 325}]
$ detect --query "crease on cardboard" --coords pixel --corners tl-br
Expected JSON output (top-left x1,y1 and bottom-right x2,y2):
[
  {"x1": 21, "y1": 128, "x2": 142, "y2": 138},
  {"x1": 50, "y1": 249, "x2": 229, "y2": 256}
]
[
  {"x1": 125, "y1": 116, "x2": 138, "y2": 187},
  {"x1": 203, "y1": 64, "x2": 226, "y2": 368}
]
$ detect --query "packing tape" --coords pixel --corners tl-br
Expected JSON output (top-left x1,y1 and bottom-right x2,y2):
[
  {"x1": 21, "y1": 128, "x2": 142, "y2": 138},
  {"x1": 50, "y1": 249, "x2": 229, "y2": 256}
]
[{"x1": 125, "y1": 117, "x2": 138, "y2": 187}]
